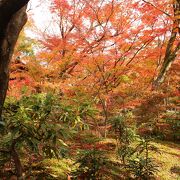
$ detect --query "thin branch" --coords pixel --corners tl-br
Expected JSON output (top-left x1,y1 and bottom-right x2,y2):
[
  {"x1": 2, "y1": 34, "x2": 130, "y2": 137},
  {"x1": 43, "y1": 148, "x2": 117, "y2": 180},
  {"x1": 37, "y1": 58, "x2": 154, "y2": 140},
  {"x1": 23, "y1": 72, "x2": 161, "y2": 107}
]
[{"x1": 142, "y1": 0, "x2": 171, "y2": 17}]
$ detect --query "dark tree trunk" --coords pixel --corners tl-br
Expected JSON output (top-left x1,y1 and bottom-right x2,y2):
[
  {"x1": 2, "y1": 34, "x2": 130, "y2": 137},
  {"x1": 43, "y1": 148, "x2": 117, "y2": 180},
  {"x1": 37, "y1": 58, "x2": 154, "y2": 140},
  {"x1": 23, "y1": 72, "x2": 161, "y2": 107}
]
[
  {"x1": 11, "y1": 139, "x2": 23, "y2": 177},
  {"x1": 0, "y1": 0, "x2": 30, "y2": 119},
  {"x1": 153, "y1": 0, "x2": 180, "y2": 88}
]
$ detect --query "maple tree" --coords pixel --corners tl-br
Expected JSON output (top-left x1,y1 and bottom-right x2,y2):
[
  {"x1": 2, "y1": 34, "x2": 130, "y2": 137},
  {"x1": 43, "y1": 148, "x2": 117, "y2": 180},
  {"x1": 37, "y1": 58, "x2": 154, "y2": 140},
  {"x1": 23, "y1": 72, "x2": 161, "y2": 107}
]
[
  {"x1": 38, "y1": 0, "x2": 179, "y2": 83},
  {"x1": 34, "y1": 0, "x2": 179, "y2": 136}
]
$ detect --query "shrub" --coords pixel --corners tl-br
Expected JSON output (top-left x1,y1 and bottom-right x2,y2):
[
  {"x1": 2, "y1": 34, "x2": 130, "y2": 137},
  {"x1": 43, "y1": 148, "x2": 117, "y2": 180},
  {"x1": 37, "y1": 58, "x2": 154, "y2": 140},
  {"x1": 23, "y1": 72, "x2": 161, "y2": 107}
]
[
  {"x1": 71, "y1": 149, "x2": 109, "y2": 179},
  {"x1": 0, "y1": 93, "x2": 69, "y2": 177},
  {"x1": 127, "y1": 138, "x2": 159, "y2": 179}
]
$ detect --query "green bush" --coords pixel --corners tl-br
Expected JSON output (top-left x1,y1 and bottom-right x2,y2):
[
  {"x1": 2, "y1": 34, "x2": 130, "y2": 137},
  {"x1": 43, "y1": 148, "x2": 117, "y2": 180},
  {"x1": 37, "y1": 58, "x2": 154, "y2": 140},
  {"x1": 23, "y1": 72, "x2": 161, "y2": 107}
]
[
  {"x1": 127, "y1": 138, "x2": 159, "y2": 179},
  {"x1": 71, "y1": 149, "x2": 109, "y2": 179},
  {"x1": 0, "y1": 93, "x2": 69, "y2": 177}
]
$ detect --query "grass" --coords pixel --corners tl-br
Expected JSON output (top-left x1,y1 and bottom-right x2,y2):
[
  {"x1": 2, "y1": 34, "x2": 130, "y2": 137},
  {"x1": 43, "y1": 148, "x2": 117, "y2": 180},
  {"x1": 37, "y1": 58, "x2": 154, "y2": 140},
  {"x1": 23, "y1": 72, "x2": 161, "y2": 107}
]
[
  {"x1": 151, "y1": 141, "x2": 180, "y2": 180},
  {"x1": 42, "y1": 158, "x2": 75, "y2": 179}
]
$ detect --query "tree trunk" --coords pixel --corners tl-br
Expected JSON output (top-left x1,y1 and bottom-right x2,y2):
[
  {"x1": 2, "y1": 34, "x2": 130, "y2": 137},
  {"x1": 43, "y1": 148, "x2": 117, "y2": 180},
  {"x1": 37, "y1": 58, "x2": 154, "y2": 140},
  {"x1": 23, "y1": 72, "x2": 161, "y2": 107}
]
[
  {"x1": 11, "y1": 140, "x2": 23, "y2": 178},
  {"x1": 0, "y1": 0, "x2": 30, "y2": 119},
  {"x1": 153, "y1": 0, "x2": 180, "y2": 88}
]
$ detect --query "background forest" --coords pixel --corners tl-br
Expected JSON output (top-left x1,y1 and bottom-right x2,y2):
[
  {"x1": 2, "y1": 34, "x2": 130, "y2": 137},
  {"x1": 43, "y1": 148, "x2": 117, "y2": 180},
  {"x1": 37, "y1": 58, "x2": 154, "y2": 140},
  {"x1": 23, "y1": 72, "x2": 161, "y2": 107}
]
[{"x1": 0, "y1": 0, "x2": 179, "y2": 179}]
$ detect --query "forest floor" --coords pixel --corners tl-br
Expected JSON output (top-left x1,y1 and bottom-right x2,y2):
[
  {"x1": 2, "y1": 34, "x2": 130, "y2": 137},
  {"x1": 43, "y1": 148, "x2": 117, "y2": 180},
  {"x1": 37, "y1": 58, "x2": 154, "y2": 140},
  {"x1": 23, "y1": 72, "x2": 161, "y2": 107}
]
[
  {"x1": 31, "y1": 140, "x2": 180, "y2": 180},
  {"x1": 151, "y1": 141, "x2": 180, "y2": 180}
]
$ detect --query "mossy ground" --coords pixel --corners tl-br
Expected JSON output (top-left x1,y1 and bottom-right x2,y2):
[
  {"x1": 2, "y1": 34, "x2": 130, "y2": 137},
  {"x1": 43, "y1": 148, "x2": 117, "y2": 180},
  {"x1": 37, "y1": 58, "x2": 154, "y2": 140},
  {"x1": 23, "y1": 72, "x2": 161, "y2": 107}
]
[
  {"x1": 37, "y1": 140, "x2": 179, "y2": 180},
  {"x1": 151, "y1": 141, "x2": 180, "y2": 180}
]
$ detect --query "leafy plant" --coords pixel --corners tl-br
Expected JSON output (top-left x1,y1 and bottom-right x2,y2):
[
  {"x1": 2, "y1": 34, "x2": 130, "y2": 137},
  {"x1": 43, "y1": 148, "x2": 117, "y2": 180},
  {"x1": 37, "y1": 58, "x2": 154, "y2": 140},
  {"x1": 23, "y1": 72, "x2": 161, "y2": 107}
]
[
  {"x1": 57, "y1": 95, "x2": 98, "y2": 130},
  {"x1": 111, "y1": 115, "x2": 159, "y2": 179},
  {"x1": 128, "y1": 157, "x2": 158, "y2": 179},
  {"x1": 127, "y1": 138, "x2": 159, "y2": 179},
  {"x1": 72, "y1": 148, "x2": 109, "y2": 179},
  {"x1": 0, "y1": 93, "x2": 70, "y2": 177},
  {"x1": 111, "y1": 115, "x2": 137, "y2": 165},
  {"x1": 111, "y1": 115, "x2": 136, "y2": 143}
]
